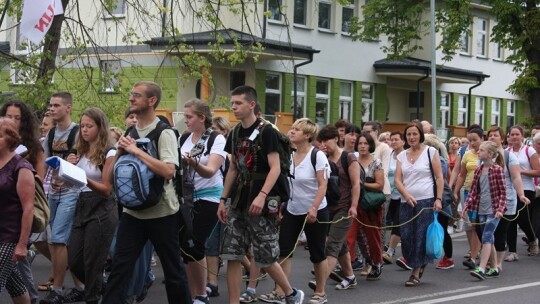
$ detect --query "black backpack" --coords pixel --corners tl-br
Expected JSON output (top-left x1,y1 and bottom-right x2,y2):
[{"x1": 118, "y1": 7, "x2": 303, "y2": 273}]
[
  {"x1": 47, "y1": 125, "x2": 79, "y2": 158},
  {"x1": 310, "y1": 148, "x2": 341, "y2": 207}
]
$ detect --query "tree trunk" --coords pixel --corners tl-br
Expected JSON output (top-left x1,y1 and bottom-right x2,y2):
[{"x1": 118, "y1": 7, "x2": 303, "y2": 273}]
[{"x1": 529, "y1": 88, "x2": 540, "y2": 121}]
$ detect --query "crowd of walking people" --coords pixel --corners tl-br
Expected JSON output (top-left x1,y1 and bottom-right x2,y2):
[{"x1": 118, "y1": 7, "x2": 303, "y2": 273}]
[{"x1": 1, "y1": 82, "x2": 540, "y2": 304}]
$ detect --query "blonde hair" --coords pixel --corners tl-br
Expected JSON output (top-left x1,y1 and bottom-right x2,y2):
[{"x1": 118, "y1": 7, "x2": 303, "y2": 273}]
[
  {"x1": 212, "y1": 116, "x2": 232, "y2": 137},
  {"x1": 378, "y1": 131, "x2": 390, "y2": 142},
  {"x1": 184, "y1": 98, "x2": 212, "y2": 129},
  {"x1": 480, "y1": 141, "x2": 504, "y2": 167},
  {"x1": 423, "y1": 134, "x2": 449, "y2": 160},
  {"x1": 448, "y1": 136, "x2": 461, "y2": 146},
  {"x1": 291, "y1": 118, "x2": 318, "y2": 142}
]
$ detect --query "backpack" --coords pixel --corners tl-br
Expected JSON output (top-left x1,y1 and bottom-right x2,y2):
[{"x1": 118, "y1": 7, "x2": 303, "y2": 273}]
[
  {"x1": 47, "y1": 125, "x2": 79, "y2": 158},
  {"x1": 113, "y1": 121, "x2": 170, "y2": 210},
  {"x1": 230, "y1": 120, "x2": 292, "y2": 207},
  {"x1": 310, "y1": 148, "x2": 341, "y2": 207}
]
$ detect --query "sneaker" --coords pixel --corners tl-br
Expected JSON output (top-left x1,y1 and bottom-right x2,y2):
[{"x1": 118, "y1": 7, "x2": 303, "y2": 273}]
[
  {"x1": 447, "y1": 226, "x2": 454, "y2": 234},
  {"x1": 382, "y1": 252, "x2": 393, "y2": 264},
  {"x1": 40, "y1": 290, "x2": 64, "y2": 304},
  {"x1": 193, "y1": 295, "x2": 210, "y2": 304},
  {"x1": 335, "y1": 276, "x2": 357, "y2": 290},
  {"x1": 462, "y1": 258, "x2": 476, "y2": 270},
  {"x1": 285, "y1": 289, "x2": 304, "y2": 304},
  {"x1": 366, "y1": 264, "x2": 382, "y2": 281},
  {"x1": 307, "y1": 280, "x2": 316, "y2": 291},
  {"x1": 504, "y1": 252, "x2": 519, "y2": 262},
  {"x1": 136, "y1": 280, "x2": 154, "y2": 302},
  {"x1": 328, "y1": 270, "x2": 346, "y2": 283},
  {"x1": 436, "y1": 257, "x2": 455, "y2": 270},
  {"x1": 206, "y1": 283, "x2": 219, "y2": 297},
  {"x1": 470, "y1": 267, "x2": 486, "y2": 280},
  {"x1": 396, "y1": 257, "x2": 412, "y2": 270},
  {"x1": 259, "y1": 291, "x2": 285, "y2": 304},
  {"x1": 63, "y1": 288, "x2": 84, "y2": 303},
  {"x1": 485, "y1": 267, "x2": 500, "y2": 278},
  {"x1": 351, "y1": 258, "x2": 363, "y2": 271},
  {"x1": 308, "y1": 293, "x2": 328, "y2": 304}
]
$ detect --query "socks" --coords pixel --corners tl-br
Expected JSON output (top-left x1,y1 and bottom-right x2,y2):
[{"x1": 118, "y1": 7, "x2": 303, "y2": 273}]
[
  {"x1": 287, "y1": 288, "x2": 297, "y2": 298},
  {"x1": 247, "y1": 287, "x2": 256, "y2": 295},
  {"x1": 387, "y1": 248, "x2": 395, "y2": 255}
]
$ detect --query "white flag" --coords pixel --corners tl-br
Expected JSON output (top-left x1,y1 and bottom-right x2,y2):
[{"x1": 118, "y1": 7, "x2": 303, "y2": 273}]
[{"x1": 20, "y1": 0, "x2": 64, "y2": 45}]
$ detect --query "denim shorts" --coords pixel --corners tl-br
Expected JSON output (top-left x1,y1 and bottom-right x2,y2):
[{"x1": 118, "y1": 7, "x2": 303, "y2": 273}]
[
  {"x1": 478, "y1": 214, "x2": 500, "y2": 244},
  {"x1": 48, "y1": 190, "x2": 79, "y2": 245}
]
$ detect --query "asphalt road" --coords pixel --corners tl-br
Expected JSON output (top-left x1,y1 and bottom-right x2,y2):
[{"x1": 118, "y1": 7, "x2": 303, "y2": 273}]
[{"x1": 3, "y1": 230, "x2": 539, "y2": 304}]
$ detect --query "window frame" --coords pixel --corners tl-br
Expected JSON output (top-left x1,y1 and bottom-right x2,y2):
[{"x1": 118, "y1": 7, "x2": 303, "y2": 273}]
[
  {"x1": 293, "y1": 0, "x2": 308, "y2": 26},
  {"x1": 339, "y1": 81, "x2": 353, "y2": 121},
  {"x1": 439, "y1": 92, "x2": 451, "y2": 129},
  {"x1": 104, "y1": 0, "x2": 126, "y2": 18},
  {"x1": 265, "y1": 73, "x2": 282, "y2": 123},
  {"x1": 315, "y1": 78, "x2": 331, "y2": 128},
  {"x1": 361, "y1": 83, "x2": 375, "y2": 123},
  {"x1": 318, "y1": 0, "x2": 333, "y2": 30},
  {"x1": 341, "y1": 0, "x2": 356, "y2": 34},
  {"x1": 491, "y1": 98, "x2": 501, "y2": 126},
  {"x1": 457, "y1": 95, "x2": 469, "y2": 126},
  {"x1": 475, "y1": 97, "x2": 485, "y2": 127},
  {"x1": 459, "y1": 28, "x2": 471, "y2": 55},
  {"x1": 476, "y1": 17, "x2": 488, "y2": 57},
  {"x1": 506, "y1": 100, "x2": 515, "y2": 128},
  {"x1": 291, "y1": 76, "x2": 307, "y2": 119},
  {"x1": 268, "y1": 0, "x2": 284, "y2": 23}
]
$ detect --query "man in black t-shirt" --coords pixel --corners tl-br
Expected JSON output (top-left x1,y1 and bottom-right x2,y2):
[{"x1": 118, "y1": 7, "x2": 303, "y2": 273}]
[{"x1": 217, "y1": 86, "x2": 304, "y2": 304}]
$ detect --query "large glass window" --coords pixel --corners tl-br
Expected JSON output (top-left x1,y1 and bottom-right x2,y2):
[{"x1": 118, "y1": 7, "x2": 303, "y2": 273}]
[
  {"x1": 491, "y1": 98, "x2": 500, "y2": 126},
  {"x1": 265, "y1": 73, "x2": 281, "y2": 123},
  {"x1": 100, "y1": 60, "x2": 121, "y2": 92},
  {"x1": 294, "y1": 0, "x2": 307, "y2": 25},
  {"x1": 268, "y1": 0, "x2": 283, "y2": 22},
  {"x1": 318, "y1": 0, "x2": 332, "y2": 30},
  {"x1": 476, "y1": 18, "x2": 487, "y2": 57},
  {"x1": 460, "y1": 30, "x2": 470, "y2": 54},
  {"x1": 342, "y1": 0, "x2": 355, "y2": 33},
  {"x1": 475, "y1": 97, "x2": 485, "y2": 127},
  {"x1": 507, "y1": 100, "x2": 515, "y2": 128},
  {"x1": 362, "y1": 84, "x2": 374, "y2": 123},
  {"x1": 439, "y1": 93, "x2": 451, "y2": 129},
  {"x1": 458, "y1": 95, "x2": 468, "y2": 126},
  {"x1": 315, "y1": 79, "x2": 330, "y2": 129},
  {"x1": 339, "y1": 82, "x2": 353, "y2": 121},
  {"x1": 291, "y1": 76, "x2": 306, "y2": 119},
  {"x1": 105, "y1": 0, "x2": 125, "y2": 17}
]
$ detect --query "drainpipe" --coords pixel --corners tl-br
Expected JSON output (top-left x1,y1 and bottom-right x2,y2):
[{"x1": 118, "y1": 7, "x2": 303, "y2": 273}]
[
  {"x1": 467, "y1": 77, "x2": 483, "y2": 126},
  {"x1": 416, "y1": 71, "x2": 429, "y2": 119},
  {"x1": 262, "y1": 0, "x2": 267, "y2": 39},
  {"x1": 293, "y1": 53, "x2": 314, "y2": 121}
]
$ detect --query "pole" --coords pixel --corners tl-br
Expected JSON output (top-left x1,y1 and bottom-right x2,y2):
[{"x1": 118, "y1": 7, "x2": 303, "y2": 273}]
[{"x1": 430, "y1": 0, "x2": 437, "y2": 135}]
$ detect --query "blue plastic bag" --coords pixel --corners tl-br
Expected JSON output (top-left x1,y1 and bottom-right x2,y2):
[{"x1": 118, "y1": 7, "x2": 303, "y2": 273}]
[{"x1": 426, "y1": 212, "x2": 444, "y2": 259}]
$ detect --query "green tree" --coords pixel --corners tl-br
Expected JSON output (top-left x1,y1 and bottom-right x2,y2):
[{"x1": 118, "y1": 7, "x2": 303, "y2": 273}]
[{"x1": 350, "y1": 0, "x2": 540, "y2": 119}]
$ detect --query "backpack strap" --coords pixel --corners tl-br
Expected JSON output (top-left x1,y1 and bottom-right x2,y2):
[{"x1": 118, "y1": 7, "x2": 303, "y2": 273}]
[
  {"x1": 204, "y1": 131, "x2": 219, "y2": 156},
  {"x1": 47, "y1": 125, "x2": 79, "y2": 158},
  {"x1": 311, "y1": 147, "x2": 318, "y2": 173},
  {"x1": 67, "y1": 125, "x2": 79, "y2": 151},
  {"x1": 179, "y1": 132, "x2": 191, "y2": 148},
  {"x1": 129, "y1": 120, "x2": 170, "y2": 159},
  {"x1": 340, "y1": 151, "x2": 349, "y2": 177},
  {"x1": 504, "y1": 150, "x2": 510, "y2": 174}
]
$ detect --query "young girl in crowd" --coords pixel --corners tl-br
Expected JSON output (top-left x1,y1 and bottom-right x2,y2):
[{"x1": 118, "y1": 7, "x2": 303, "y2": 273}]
[
  {"x1": 462, "y1": 141, "x2": 506, "y2": 280},
  {"x1": 67, "y1": 108, "x2": 118, "y2": 303}
]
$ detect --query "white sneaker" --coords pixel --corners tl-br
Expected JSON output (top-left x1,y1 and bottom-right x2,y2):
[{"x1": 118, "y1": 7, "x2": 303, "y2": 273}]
[{"x1": 447, "y1": 226, "x2": 454, "y2": 234}]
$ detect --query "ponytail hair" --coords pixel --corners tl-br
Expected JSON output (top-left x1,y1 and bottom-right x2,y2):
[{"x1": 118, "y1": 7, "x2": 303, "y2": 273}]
[{"x1": 480, "y1": 141, "x2": 504, "y2": 168}]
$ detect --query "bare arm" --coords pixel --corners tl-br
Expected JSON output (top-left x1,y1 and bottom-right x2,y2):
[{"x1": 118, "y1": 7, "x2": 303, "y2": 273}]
[
  {"x1": 184, "y1": 153, "x2": 225, "y2": 178},
  {"x1": 348, "y1": 160, "x2": 361, "y2": 218},
  {"x1": 35, "y1": 150, "x2": 46, "y2": 180},
  {"x1": 364, "y1": 168, "x2": 384, "y2": 192},
  {"x1": 15, "y1": 169, "x2": 35, "y2": 260}
]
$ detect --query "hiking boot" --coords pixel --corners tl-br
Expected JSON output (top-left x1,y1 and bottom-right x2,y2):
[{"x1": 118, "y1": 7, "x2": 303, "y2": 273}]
[
  {"x1": 382, "y1": 252, "x2": 393, "y2": 264},
  {"x1": 436, "y1": 257, "x2": 455, "y2": 270},
  {"x1": 485, "y1": 267, "x2": 500, "y2": 278},
  {"x1": 63, "y1": 288, "x2": 84, "y2": 303},
  {"x1": 285, "y1": 289, "x2": 304, "y2": 304},
  {"x1": 366, "y1": 264, "x2": 382, "y2": 281},
  {"x1": 396, "y1": 257, "x2": 412, "y2": 270},
  {"x1": 351, "y1": 258, "x2": 363, "y2": 271},
  {"x1": 470, "y1": 267, "x2": 485, "y2": 280},
  {"x1": 462, "y1": 258, "x2": 476, "y2": 270},
  {"x1": 39, "y1": 290, "x2": 64, "y2": 304},
  {"x1": 335, "y1": 276, "x2": 357, "y2": 290}
]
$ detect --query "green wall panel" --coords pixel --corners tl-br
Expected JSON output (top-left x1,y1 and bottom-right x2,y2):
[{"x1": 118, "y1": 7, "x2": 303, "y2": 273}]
[
  {"x1": 283, "y1": 73, "x2": 293, "y2": 114},
  {"x1": 330, "y1": 78, "x2": 340, "y2": 123},
  {"x1": 306, "y1": 75, "x2": 317, "y2": 120},
  {"x1": 353, "y1": 81, "x2": 363, "y2": 124},
  {"x1": 374, "y1": 84, "x2": 387, "y2": 122}
]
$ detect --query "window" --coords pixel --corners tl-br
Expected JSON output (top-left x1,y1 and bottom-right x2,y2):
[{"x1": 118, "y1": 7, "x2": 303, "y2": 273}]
[
  {"x1": 100, "y1": 60, "x2": 121, "y2": 92},
  {"x1": 492, "y1": 41, "x2": 503, "y2": 60},
  {"x1": 339, "y1": 82, "x2": 353, "y2": 121},
  {"x1": 361, "y1": 84, "x2": 374, "y2": 122},
  {"x1": 439, "y1": 93, "x2": 451, "y2": 129},
  {"x1": 265, "y1": 73, "x2": 281, "y2": 123},
  {"x1": 315, "y1": 79, "x2": 330, "y2": 129},
  {"x1": 476, "y1": 18, "x2": 488, "y2": 57},
  {"x1": 105, "y1": 0, "x2": 126, "y2": 17},
  {"x1": 457, "y1": 95, "x2": 468, "y2": 126},
  {"x1": 491, "y1": 98, "x2": 500, "y2": 126},
  {"x1": 475, "y1": 97, "x2": 485, "y2": 127},
  {"x1": 460, "y1": 30, "x2": 470, "y2": 54},
  {"x1": 294, "y1": 0, "x2": 307, "y2": 25},
  {"x1": 268, "y1": 0, "x2": 283, "y2": 22},
  {"x1": 291, "y1": 76, "x2": 307, "y2": 119},
  {"x1": 318, "y1": 0, "x2": 332, "y2": 30},
  {"x1": 507, "y1": 100, "x2": 515, "y2": 128},
  {"x1": 342, "y1": 0, "x2": 355, "y2": 33}
]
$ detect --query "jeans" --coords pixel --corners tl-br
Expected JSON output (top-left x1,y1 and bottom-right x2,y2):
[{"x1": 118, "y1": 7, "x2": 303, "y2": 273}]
[
  {"x1": 48, "y1": 190, "x2": 79, "y2": 244},
  {"x1": 102, "y1": 212, "x2": 191, "y2": 304}
]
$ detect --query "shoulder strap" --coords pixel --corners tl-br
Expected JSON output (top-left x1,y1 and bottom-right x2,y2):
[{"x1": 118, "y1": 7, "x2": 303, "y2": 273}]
[
  {"x1": 526, "y1": 145, "x2": 531, "y2": 163},
  {"x1": 179, "y1": 132, "x2": 191, "y2": 148},
  {"x1": 427, "y1": 147, "x2": 436, "y2": 198},
  {"x1": 459, "y1": 145, "x2": 467, "y2": 158},
  {"x1": 47, "y1": 127, "x2": 56, "y2": 155},
  {"x1": 66, "y1": 125, "x2": 79, "y2": 150},
  {"x1": 204, "y1": 131, "x2": 219, "y2": 156},
  {"x1": 311, "y1": 147, "x2": 318, "y2": 173},
  {"x1": 504, "y1": 150, "x2": 510, "y2": 173},
  {"x1": 340, "y1": 151, "x2": 349, "y2": 177}
]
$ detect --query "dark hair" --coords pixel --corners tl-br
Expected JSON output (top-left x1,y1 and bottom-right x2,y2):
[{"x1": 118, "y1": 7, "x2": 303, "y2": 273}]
[
  {"x1": 334, "y1": 119, "x2": 351, "y2": 129},
  {"x1": 0, "y1": 100, "x2": 42, "y2": 167},
  {"x1": 355, "y1": 131, "x2": 376, "y2": 153},
  {"x1": 508, "y1": 125, "x2": 524, "y2": 136},
  {"x1": 231, "y1": 85, "x2": 257, "y2": 102},
  {"x1": 345, "y1": 124, "x2": 361, "y2": 134},
  {"x1": 467, "y1": 125, "x2": 484, "y2": 139},
  {"x1": 403, "y1": 121, "x2": 425, "y2": 149},
  {"x1": 390, "y1": 131, "x2": 404, "y2": 141},
  {"x1": 317, "y1": 125, "x2": 339, "y2": 142},
  {"x1": 51, "y1": 92, "x2": 73, "y2": 105},
  {"x1": 532, "y1": 125, "x2": 540, "y2": 130},
  {"x1": 487, "y1": 126, "x2": 506, "y2": 143},
  {"x1": 124, "y1": 107, "x2": 136, "y2": 118},
  {"x1": 363, "y1": 121, "x2": 383, "y2": 135}
]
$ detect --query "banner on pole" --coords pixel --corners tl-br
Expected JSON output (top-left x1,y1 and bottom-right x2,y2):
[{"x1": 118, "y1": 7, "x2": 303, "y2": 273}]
[{"x1": 20, "y1": 0, "x2": 64, "y2": 45}]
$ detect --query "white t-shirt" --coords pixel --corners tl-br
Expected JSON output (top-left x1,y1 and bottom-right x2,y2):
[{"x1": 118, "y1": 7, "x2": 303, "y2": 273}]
[
  {"x1": 287, "y1": 147, "x2": 329, "y2": 215},
  {"x1": 77, "y1": 149, "x2": 116, "y2": 192},
  {"x1": 180, "y1": 132, "x2": 227, "y2": 203},
  {"x1": 375, "y1": 142, "x2": 392, "y2": 195},
  {"x1": 508, "y1": 145, "x2": 537, "y2": 191},
  {"x1": 397, "y1": 146, "x2": 437, "y2": 202},
  {"x1": 504, "y1": 151, "x2": 520, "y2": 215}
]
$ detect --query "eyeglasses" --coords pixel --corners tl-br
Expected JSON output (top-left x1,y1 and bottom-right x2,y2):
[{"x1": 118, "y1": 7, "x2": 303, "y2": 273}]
[{"x1": 129, "y1": 92, "x2": 145, "y2": 98}]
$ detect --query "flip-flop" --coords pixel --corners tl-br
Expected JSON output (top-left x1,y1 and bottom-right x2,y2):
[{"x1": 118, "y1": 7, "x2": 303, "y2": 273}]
[
  {"x1": 405, "y1": 275, "x2": 420, "y2": 287},
  {"x1": 37, "y1": 278, "x2": 53, "y2": 292}
]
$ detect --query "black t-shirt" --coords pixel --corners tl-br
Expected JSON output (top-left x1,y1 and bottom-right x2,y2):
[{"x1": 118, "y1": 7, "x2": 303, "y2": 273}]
[{"x1": 225, "y1": 118, "x2": 281, "y2": 209}]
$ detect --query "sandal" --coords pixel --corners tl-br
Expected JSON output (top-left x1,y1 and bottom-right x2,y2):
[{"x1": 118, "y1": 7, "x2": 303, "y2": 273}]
[
  {"x1": 258, "y1": 291, "x2": 284, "y2": 303},
  {"x1": 239, "y1": 289, "x2": 257, "y2": 303},
  {"x1": 37, "y1": 277, "x2": 54, "y2": 292},
  {"x1": 419, "y1": 265, "x2": 426, "y2": 279},
  {"x1": 504, "y1": 252, "x2": 519, "y2": 262},
  {"x1": 309, "y1": 293, "x2": 328, "y2": 304},
  {"x1": 405, "y1": 275, "x2": 420, "y2": 287}
]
